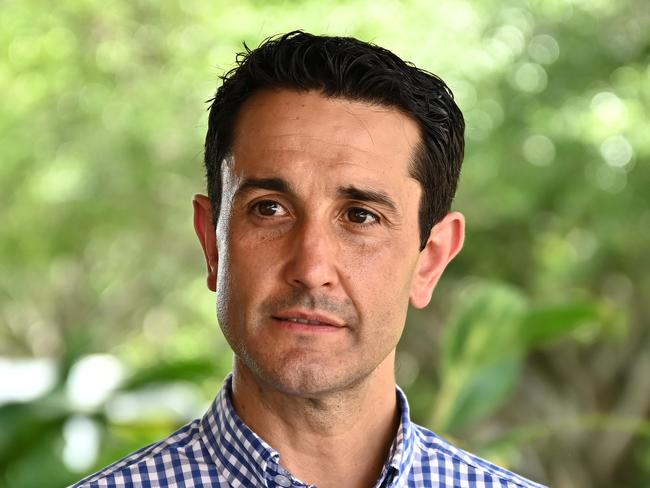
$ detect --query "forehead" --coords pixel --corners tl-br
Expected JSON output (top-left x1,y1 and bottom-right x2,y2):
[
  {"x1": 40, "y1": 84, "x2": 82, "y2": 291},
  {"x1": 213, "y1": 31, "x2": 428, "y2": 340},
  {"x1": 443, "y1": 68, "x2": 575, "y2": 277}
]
[{"x1": 229, "y1": 89, "x2": 422, "y2": 193}]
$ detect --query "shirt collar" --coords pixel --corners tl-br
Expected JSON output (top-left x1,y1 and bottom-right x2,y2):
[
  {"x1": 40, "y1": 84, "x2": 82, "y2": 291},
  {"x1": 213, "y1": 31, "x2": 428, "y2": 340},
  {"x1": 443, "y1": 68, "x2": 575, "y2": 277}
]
[
  {"x1": 199, "y1": 375, "x2": 280, "y2": 486},
  {"x1": 383, "y1": 384, "x2": 417, "y2": 486},
  {"x1": 199, "y1": 375, "x2": 417, "y2": 487}
]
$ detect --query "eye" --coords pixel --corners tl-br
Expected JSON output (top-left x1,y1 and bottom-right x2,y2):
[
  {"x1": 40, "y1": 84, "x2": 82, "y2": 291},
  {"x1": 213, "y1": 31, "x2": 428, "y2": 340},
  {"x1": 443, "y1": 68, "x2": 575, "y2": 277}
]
[
  {"x1": 346, "y1": 207, "x2": 380, "y2": 225},
  {"x1": 251, "y1": 200, "x2": 288, "y2": 217}
]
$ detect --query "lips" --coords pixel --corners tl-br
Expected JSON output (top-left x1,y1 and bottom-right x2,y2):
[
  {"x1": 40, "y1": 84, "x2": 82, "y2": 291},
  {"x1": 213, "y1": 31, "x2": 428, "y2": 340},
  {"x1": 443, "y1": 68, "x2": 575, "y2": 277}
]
[
  {"x1": 282, "y1": 317, "x2": 329, "y2": 325},
  {"x1": 271, "y1": 310, "x2": 345, "y2": 328}
]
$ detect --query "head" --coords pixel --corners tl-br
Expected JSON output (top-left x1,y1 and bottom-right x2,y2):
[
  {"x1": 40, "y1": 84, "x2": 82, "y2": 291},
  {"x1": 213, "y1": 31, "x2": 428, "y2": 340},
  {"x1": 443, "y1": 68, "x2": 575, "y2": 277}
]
[
  {"x1": 204, "y1": 31, "x2": 465, "y2": 251},
  {"x1": 194, "y1": 31, "x2": 465, "y2": 397}
]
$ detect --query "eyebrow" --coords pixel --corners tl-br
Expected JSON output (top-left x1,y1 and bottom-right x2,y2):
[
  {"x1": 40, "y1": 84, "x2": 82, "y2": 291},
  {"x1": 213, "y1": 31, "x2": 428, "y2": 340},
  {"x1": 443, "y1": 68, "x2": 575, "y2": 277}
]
[
  {"x1": 337, "y1": 185, "x2": 399, "y2": 214},
  {"x1": 234, "y1": 177, "x2": 295, "y2": 199},
  {"x1": 234, "y1": 178, "x2": 399, "y2": 214}
]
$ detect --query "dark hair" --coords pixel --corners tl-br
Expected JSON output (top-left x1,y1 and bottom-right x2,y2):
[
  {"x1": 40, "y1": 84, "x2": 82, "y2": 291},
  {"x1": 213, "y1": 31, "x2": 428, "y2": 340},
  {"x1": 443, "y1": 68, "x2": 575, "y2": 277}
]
[{"x1": 204, "y1": 31, "x2": 464, "y2": 250}]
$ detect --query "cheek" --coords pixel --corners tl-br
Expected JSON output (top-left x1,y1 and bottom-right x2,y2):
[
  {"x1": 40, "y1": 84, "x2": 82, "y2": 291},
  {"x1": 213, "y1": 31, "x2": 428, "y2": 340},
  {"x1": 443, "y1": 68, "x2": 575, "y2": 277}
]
[
  {"x1": 340, "y1": 239, "x2": 416, "y2": 315},
  {"x1": 345, "y1": 234, "x2": 416, "y2": 280},
  {"x1": 223, "y1": 230, "x2": 282, "y2": 302},
  {"x1": 216, "y1": 240, "x2": 272, "y2": 347}
]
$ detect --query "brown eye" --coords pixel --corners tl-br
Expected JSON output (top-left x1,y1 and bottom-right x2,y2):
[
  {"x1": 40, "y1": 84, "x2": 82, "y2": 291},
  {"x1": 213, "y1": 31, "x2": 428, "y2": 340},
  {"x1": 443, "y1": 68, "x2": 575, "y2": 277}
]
[
  {"x1": 253, "y1": 200, "x2": 287, "y2": 217},
  {"x1": 346, "y1": 207, "x2": 379, "y2": 225}
]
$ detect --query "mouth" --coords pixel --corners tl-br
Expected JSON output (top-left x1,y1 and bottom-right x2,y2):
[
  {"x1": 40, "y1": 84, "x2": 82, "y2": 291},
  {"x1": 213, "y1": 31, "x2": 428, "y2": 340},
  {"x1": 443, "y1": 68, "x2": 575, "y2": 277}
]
[{"x1": 271, "y1": 311, "x2": 345, "y2": 330}]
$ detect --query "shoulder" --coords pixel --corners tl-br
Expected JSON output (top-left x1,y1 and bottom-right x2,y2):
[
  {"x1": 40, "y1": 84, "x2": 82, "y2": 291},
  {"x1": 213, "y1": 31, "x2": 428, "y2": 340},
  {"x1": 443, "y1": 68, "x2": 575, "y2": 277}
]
[
  {"x1": 409, "y1": 423, "x2": 546, "y2": 488},
  {"x1": 70, "y1": 419, "x2": 224, "y2": 487}
]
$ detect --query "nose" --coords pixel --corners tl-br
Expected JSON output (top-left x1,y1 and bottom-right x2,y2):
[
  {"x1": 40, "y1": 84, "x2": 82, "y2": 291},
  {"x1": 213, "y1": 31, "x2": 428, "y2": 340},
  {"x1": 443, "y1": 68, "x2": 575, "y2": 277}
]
[{"x1": 282, "y1": 218, "x2": 339, "y2": 291}]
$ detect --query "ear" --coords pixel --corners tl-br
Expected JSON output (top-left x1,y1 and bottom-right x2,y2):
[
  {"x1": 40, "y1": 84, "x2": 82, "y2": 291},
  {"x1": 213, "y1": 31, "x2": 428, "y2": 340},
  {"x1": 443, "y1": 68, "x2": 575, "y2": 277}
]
[
  {"x1": 409, "y1": 211, "x2": 465, "y2": 309},
  {"x1": 193, "y1": 194, "x2": 218, "y2": 292}
]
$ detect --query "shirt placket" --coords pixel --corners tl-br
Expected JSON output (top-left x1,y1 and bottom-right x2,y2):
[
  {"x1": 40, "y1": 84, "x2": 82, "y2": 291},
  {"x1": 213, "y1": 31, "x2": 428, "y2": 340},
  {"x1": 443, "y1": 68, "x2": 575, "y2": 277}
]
[{"x1": 264, "y1": 460, "x2": 315, "y2": 488}]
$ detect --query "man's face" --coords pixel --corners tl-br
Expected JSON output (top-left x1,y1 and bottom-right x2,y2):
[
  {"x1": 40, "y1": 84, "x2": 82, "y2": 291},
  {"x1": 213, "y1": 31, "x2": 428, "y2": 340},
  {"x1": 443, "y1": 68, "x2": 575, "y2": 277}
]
[{"x1": 212, "y1": 89, "x2": 428, "y2": 397}]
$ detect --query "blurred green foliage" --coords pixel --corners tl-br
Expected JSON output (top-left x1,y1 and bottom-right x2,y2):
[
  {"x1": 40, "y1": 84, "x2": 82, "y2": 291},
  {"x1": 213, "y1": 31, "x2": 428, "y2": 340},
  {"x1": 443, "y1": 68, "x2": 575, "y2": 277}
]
[{"x1": 1, "y1": 0, "x2": 649, "y2": 487}]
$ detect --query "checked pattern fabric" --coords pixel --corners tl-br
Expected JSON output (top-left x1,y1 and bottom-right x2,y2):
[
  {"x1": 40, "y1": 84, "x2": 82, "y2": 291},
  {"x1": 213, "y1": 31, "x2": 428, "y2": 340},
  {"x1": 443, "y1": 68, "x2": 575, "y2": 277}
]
[{"x1": 72, "y1": 375, "x2": 546, "y2": 488}]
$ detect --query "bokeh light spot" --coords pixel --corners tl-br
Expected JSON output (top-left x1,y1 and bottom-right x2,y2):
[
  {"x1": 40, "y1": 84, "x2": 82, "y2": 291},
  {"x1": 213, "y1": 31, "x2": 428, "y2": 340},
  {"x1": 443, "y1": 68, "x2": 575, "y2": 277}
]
[
  {"x1": 62, "y1": 416, "x2": 101, "y2": 472},
  {"x1": 600, "y1": 135, "x2": 634, "y2": 168},
  {"x1": 591, "y1": 92, "x2": 627, "y2": 127},
  {"x1": 66, "y1": 354, "x2": 125, "y2": 411},
  {"x1": 512, "y1": 63, "x2": 548, "y2": 93},
  {"x1": 523, "y1": 134, "x2": 556, "y2": 166},
  {"x1": 528, "y1": 34, "x2": 560, "y2": 64},
  {"x1": 0, "y1": 358, "x2": 57, "y2": 405}
]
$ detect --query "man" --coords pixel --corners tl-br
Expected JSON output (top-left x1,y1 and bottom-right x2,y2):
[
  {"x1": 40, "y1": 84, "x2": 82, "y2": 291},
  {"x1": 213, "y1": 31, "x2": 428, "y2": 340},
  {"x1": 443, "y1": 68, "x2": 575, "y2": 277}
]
[{"x1": 74, "y1": 31, "x2": 544, "y2": 488}]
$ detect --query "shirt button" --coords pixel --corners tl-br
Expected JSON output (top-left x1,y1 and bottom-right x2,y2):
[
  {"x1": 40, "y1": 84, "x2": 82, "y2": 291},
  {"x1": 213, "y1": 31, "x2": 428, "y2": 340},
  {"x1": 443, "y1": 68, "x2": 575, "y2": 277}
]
[{"x1": 273, "y1": 474, "x2": 292, "y2": 487}]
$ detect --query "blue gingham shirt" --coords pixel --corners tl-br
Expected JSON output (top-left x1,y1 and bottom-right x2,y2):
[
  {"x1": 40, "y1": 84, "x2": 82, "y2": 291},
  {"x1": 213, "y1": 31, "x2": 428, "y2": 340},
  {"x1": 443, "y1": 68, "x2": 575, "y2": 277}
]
[{"x1": 72, "y1": 375, "x2": 545, "y2": 487}]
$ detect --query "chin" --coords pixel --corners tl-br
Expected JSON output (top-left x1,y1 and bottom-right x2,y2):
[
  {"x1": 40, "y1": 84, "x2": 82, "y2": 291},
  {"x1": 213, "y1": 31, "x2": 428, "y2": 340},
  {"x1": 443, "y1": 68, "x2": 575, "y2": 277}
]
[
  {"x1": 235, "y1": 349, "x2": 340, "y2": 396},
  {"x1": 266, "y1": 361, "x2": 339, "y2": 396},
  {"x1": 257, "y1": 355, "x2": 375, "y2": 398}
]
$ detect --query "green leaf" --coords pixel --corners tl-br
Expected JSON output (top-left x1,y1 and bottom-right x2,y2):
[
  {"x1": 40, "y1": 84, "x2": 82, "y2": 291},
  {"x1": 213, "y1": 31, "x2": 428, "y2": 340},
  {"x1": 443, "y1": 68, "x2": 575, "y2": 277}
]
[
  {"x1": 432, "y1": 283, "x2": 527, "y2": 433},
  {"x1": 439, "y1": 355, "x2": 522, "y2": 433},
  {"x1": 522, "y1": 301, "x2": 604, "y2": 347}
]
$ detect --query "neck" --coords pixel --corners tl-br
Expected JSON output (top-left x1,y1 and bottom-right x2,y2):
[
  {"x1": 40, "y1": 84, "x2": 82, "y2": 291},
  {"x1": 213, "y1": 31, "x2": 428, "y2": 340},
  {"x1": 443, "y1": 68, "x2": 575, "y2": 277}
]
[{"x1": 231, "y1": 354, "x2": 399, "y2": 488}]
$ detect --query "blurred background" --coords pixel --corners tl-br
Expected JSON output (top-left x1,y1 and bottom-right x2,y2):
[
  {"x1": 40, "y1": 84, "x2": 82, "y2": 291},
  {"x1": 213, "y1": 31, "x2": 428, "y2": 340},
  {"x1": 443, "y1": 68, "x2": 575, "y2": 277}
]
[{"x1": 1, "y1": 0, "x2": 649, "y2": 486}]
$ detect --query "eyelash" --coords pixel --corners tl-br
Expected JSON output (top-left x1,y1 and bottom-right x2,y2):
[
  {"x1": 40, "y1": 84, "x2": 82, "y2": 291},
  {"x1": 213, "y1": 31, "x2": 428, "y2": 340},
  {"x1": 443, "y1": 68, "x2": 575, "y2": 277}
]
[
  {"x1": 345, "y1": 207, "x2": 381, "y2": 226},
  {"x1": 248, "y1": 199, "x2": 381, "y2": 227},
  {"x1": 250, "y1": 200, "x2": 288, "y2": 218}
]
